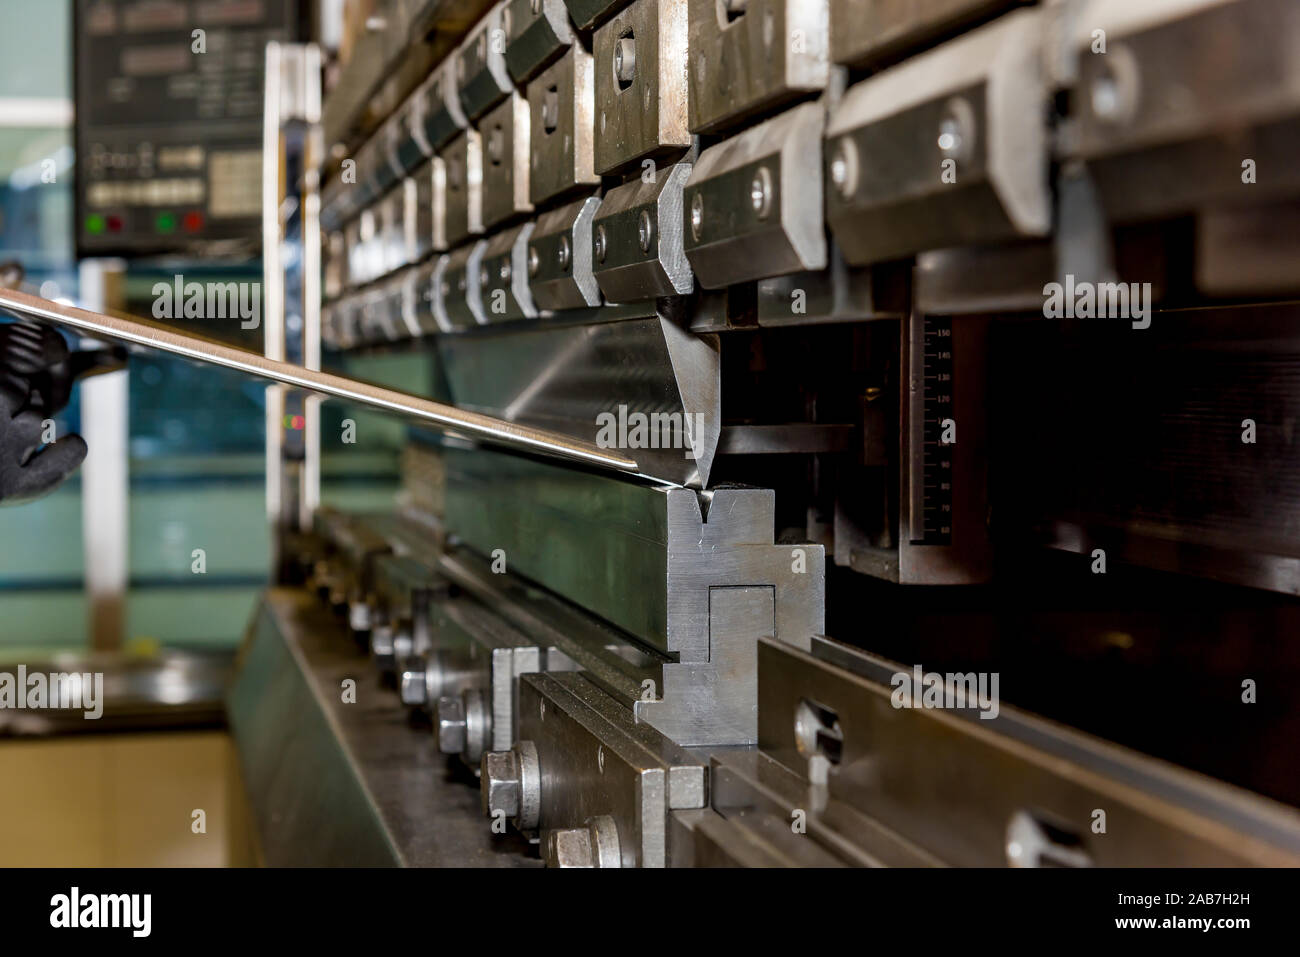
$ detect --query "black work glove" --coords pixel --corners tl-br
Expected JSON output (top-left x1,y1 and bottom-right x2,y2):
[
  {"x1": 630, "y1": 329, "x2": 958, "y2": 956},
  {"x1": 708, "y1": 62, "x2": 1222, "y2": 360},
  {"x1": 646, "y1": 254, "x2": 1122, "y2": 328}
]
[{"x1": 0, "y1": 323, "x2": 87, "y2": 504}]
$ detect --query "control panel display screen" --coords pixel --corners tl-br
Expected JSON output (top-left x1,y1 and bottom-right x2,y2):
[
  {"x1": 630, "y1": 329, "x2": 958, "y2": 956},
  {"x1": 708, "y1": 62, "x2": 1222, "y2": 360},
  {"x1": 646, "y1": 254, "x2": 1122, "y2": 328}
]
[{"x1": 75, "y1": 0, "x2": 297, "y2": 256}]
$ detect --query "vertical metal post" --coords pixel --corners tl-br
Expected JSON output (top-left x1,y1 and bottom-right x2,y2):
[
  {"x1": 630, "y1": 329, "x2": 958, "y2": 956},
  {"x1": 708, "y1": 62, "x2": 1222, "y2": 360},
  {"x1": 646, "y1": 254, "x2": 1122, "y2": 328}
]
[
  {"x1": 301, "y1": 45, "x2": 323, "y2": 532},
  {"x1": 264, "y1": 42, "x2": 323, "y2": 574},
  {"x1": 263, "y1": 43, "x2": 286, "y2": 529},
  {"x1": 78, "y1": 258, "x2": 129, "y2": 650}
]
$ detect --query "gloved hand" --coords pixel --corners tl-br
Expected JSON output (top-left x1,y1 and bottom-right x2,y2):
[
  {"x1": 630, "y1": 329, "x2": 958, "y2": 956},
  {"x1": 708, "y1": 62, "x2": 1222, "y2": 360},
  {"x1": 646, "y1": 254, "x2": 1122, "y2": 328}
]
[{"x1": 0, "y1": 322, "x2": 87, "y2": 504}]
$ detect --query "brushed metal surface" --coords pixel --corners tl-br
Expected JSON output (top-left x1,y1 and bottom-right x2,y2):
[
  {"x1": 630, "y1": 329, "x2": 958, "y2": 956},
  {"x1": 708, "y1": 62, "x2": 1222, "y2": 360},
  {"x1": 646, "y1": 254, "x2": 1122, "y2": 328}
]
[
  {"x1": 687, "y1": 0, "x2": 829, "y2": 134},
  {"x1": 228, "y1": 589, "x2": 541, "y2": 866},
  {"x1": 456, "y1": 2, "x2": 515, "y2": 121},
  {"x1": 479, "y1": 221, "x2": 539, "y2": 321},
  {"x1": 829, "y1": 0, "x2": 1027, "y2": 68},
  {"x1": 480, "y1": 91, "x2": 534, "y2": 230},
  {"x1": 592, "y1": 161, "x2": 695, "y2": 300},
  {"x1": 757, "y1": 636, "x2": 1300, "y2": 866},
  {"x1": 504, "y1": 0, "x2": 575, "y2": 83},
  {"x1": 825, "y1": 8, "x2": 1050, "y2": 265},
  {"x1": 683, "y1": 101, "x2": 827, "y2": 287},
  {"x1": 527, "y1": 194, "x2": 604, "y2": 309},
  {"x1": 435, "y1": 312, "x2": 718, "y2": 486},
  {"x1": 441, "y1": 129, "x2": 484, "y2": 247},
  {"x1": 527, "y1": 47, "x2": 601, "y2": 206},
  {"x1": 592, "y1": 0, "x2": 692, "y2": 174}
]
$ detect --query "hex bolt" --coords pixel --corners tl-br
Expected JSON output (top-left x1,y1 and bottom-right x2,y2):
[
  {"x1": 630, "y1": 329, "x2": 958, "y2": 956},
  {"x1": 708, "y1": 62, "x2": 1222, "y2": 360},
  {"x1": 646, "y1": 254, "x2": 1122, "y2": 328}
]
[
  {"x1": 594, "y1": 224, "x2": 608, "y2": 263},
  {"x1": 545, "y1": 815, "x2": 621, "y2": 868},
  {"x1": 435, "y1": 695, "x2": 468, "y2": 754},
  {"x1": 690, "y1": 192, "x2": 704, "y2": 241},
  {"x1": 527, "y1": 246, "x2": 540, "y2": 277},
  {"x1": 637, "y1": 209, "x2": 653, "y2": 252},
  {"x1": 614, "y1": 35, "x2": 636, "y2": 87},
  {"x1": 481, "y1": 749, "x2": 519, "y2": 819},
  {"x1": 545, "y1": 828, "x2": 594, "y2": 867},
  {"x1": 349, "y1": 600, "x2": 373, "y2": 634},
  {"x1": 481, "y1": 740, "x2": 540, "y2": 829},
  {"x1": 557, "y1": 235, "x2": 571, "y2": 271},
  {"x1": 399, "y1": 659, "x2": 429, "y2": 707},
  {"x1": 370, "y1": 623, "x2": 394, "y2": 664}
]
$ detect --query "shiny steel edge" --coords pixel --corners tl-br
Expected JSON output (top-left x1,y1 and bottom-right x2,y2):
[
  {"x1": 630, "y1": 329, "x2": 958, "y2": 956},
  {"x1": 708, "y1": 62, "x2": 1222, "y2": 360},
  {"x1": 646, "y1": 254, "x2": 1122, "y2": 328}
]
[{"x1": 0, "y1": 287, "x2": 640, "y2": 475}]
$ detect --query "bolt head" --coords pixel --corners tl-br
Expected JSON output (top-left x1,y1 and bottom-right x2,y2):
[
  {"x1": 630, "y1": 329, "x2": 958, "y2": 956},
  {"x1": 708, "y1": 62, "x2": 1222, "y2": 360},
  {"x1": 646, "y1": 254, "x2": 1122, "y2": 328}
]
[
  {"x1": 690, "y1": 192, "x2": 704, "y2": 240},
  {"x1": 545, "y1": 828, "x2": 595, "y2": 868},
  {"x1": 370, "y1": 624, "x2": 394, "y2": 661},
  {"x1": 399, "y1": 665, "x2": 428, "y2": 706},
  {"x1": 614, "y1": 37, "x2": 636, "y2": 85},
  {"x1": 637, "y1": 210, "x2": 653, "y2": 252},
  {"x1": 481, "y1": 749, "x2": 522, "y2": 819},
  {"x1": 435, "y1": 695, "x2": 468, "y2": 754},
  {"x1": 594, "y1": 224, "x2": 607, "y2": 263}
]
